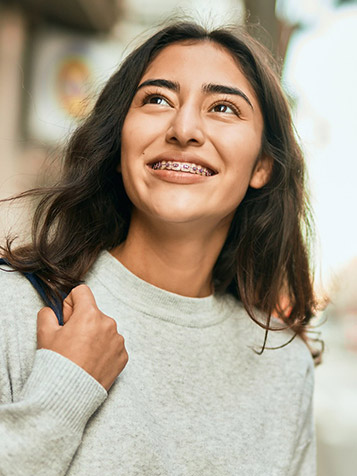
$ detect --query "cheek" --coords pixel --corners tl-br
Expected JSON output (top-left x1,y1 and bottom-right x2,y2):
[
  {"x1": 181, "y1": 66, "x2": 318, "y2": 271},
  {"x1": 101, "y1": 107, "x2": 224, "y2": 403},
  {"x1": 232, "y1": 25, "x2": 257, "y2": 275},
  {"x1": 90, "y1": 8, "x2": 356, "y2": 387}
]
[
  {"x1": 119, "y1": 122, "x2": 151, "y2": 212},
  {"x1": 121, "y1": 118, "x2": 136, "y2": 158},
  {"x1": 120, "y1": 118, "x2": 143, "y2": 178},
  {"x1": 122, "y1": 111, "x2": 165, "y2": 152},
  {"x1": 219, "y1": 128, "x2": 262, "y2": 174},
  {"x1": 119, "y1": 128, "x2": 139, "y2": 202},
  {"x1": 215, "y1": 130, "x2": 262, "y2": 208}
]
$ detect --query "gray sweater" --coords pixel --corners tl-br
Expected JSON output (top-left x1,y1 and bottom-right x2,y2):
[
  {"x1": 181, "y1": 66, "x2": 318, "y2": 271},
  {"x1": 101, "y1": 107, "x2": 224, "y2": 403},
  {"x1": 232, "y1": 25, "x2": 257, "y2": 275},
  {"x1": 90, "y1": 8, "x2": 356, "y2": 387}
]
[{"x1": 0, "y1": 251, "x2": 315, "y2": 476}]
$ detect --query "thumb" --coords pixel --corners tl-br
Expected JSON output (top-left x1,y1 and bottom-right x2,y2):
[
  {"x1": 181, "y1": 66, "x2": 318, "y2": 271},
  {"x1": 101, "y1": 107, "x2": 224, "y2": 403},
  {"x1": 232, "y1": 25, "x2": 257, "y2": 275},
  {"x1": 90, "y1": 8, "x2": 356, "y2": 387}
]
[
  {"x1": 37, "y1": 307, "x2": 60, "y2": 348},
  {"x1": 62, "y1": 292, "x2": 74, "y2": 324},
  {"x1": 63, "y1": 284, "x2": 98, "y2": 319}
]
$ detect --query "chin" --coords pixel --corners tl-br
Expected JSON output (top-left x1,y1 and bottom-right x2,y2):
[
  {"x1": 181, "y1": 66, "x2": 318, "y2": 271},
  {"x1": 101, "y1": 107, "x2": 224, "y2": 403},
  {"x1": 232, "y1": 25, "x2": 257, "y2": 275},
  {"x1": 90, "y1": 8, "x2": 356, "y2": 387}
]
[{"x1": 149, "y1": 206, "x2": 206, "y2": 224}]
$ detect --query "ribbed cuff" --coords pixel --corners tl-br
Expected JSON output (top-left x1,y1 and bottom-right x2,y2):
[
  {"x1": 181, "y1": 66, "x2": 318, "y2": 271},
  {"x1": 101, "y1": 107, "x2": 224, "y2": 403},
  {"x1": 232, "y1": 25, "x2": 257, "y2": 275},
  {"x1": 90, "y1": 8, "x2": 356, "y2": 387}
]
[{"x1": 20, "y1": 349, "x2": 108, "y2": 433}]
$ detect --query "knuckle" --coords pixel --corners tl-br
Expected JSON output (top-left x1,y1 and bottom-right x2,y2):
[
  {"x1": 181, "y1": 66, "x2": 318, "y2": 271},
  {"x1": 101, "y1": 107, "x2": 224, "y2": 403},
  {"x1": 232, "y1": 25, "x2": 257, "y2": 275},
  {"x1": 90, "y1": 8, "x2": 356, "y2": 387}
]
[
  {"x1": 37, "y1": 308, "x2": 52, "y2": 329},
  {"x1": 86, "y1": 304, "x2": 99, "y2": 318},
  {"x1": 74, "y1": 283, "x2": 90, "y2": 292},
  {"x1": 70, "y1": 284, "x2": 97, "y2": 306},
  {"x1": 122, "y1": 351, "x2": 129, "y2": 366},
  {"x1": 70, "y1": 284, "x2": 87, "y2": 299},
  {"x1": 37, "y1": 307, "x2": 49, "y2": 319},
  {"x1": 105, "y1": 316, "x2": 118, "y2": 331},
  {"x1": 118, "y1": 347, "x2": 129, "y2": 366}
]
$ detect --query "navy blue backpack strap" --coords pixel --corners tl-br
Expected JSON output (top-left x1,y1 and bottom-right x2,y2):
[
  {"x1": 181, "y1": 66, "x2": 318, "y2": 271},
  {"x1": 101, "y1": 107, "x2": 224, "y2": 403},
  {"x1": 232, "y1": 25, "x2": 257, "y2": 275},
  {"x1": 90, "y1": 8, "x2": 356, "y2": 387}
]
[{"x1": 0, "y1": 258, "x2": 65, "y2": 325}]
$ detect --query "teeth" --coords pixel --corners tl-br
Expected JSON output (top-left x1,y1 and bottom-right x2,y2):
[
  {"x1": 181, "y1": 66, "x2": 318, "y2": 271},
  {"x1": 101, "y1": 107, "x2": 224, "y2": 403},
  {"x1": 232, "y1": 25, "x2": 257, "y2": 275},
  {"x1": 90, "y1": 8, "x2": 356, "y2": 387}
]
[{"x1": 151, "y1": 161, "x2": 213, "y2": 176}]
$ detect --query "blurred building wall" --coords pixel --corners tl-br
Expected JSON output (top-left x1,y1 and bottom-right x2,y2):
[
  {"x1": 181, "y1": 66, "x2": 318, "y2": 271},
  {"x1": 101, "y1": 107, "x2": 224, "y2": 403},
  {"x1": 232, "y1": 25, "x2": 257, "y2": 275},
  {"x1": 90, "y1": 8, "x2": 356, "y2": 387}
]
[
  {"x1": 0, "y1": 8, "x2": 25, "y2": 197},
  {"x1": 0, "y1": 1, "x2": 123, "y2": 240}
]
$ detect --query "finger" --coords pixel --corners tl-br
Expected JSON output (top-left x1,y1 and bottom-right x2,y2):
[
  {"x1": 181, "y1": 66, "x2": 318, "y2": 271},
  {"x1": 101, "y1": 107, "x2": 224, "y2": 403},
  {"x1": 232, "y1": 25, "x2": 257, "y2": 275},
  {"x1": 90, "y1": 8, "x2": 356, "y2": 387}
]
[
  {"x1": 37, "y1": 307, "x2": 60, "y2": 346},
  {"x1": 66, "y1": 284, "x2": 98, "y2": 315},
  {"x1": 37, "y1": 306, "x2": 59, "y2": 330},
  {"x1": 62, "y1": 292, "x2": 74, "y2": 324}
]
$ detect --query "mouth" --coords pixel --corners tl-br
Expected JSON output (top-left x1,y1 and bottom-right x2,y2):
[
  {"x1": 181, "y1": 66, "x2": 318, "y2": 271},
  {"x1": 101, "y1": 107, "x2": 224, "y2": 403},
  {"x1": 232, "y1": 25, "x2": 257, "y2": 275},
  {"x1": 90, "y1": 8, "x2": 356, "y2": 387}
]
[{"x1": 150, "y1": 160, "x2": 216, "y2": 177}]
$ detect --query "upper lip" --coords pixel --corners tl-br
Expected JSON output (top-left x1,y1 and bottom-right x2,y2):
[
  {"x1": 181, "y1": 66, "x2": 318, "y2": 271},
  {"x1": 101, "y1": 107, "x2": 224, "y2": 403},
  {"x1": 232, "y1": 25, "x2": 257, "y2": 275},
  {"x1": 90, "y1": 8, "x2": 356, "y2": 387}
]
[{"x1": 147, "y1": 152, "x2": 218, "y2": 174}]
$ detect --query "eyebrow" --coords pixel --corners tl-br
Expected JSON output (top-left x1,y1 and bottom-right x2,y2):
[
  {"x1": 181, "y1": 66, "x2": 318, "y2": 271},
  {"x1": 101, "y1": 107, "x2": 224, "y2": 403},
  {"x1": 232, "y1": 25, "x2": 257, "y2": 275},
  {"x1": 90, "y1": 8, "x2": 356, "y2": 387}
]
[
  {"x1": 136, "y1": 79, "x2": 180, "y2": 92},
  {"x1": 202, "y1": 83, "x2": 253, "y2": 109},
  {"x1": 136, "y1": 79, "x2": 253, "y2": 109}
]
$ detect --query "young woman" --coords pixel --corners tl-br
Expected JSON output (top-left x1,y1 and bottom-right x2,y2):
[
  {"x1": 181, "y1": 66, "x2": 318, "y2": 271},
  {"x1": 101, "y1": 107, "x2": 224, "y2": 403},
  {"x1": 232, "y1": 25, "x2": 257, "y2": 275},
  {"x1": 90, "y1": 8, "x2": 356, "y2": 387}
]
[{"x1": 0, "y1": 22, "x2": 318, "y2": 475}]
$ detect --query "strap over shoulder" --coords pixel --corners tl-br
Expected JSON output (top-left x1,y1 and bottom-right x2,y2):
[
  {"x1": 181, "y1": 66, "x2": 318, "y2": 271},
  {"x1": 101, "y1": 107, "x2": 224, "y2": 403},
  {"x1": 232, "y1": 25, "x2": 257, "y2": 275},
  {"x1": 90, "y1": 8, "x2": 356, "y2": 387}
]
[{"x1": 0, "y1": 258, "x2": 65, "y2": 325}]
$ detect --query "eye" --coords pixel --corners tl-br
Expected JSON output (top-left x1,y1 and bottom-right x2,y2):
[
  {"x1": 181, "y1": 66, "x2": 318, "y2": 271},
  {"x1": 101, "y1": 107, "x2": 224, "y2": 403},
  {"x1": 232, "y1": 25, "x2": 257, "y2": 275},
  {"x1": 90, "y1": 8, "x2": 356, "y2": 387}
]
[
  {"x1": 210, "y1": 101, "x2": 241, "y2": 116},
  {"x1": 143, "y1": 94, "x2": 171, "y2": 107}
]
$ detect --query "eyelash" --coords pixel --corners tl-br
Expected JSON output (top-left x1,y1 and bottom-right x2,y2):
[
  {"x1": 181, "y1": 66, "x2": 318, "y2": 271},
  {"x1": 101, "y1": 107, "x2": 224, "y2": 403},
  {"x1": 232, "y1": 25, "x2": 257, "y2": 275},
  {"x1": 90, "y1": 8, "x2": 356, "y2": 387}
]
[
  {"x1": 141, "y1": 90, "x2": 242, "y2": 117},
  {"x1": 142, "y1": 90, "x2": 171, "y2": 106},
  {"x1": 209, "y1": 97, "x2": 242, "y2": 117}
]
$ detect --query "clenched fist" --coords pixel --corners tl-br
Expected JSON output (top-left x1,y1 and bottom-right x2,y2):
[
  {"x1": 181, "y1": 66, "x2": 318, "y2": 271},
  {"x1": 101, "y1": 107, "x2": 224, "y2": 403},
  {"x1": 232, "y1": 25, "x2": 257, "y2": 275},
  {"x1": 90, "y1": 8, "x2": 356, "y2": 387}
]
[{"x1": 37, "y1": 284, "x2": 128, "y2": 391}]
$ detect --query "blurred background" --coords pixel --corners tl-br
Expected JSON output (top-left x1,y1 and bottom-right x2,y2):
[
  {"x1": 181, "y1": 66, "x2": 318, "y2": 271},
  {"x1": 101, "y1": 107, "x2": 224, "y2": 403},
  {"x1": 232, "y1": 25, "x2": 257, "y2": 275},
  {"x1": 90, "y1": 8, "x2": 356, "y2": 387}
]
[{"x1": 0, "y1": 0, "x2": 356, "y2": 473}]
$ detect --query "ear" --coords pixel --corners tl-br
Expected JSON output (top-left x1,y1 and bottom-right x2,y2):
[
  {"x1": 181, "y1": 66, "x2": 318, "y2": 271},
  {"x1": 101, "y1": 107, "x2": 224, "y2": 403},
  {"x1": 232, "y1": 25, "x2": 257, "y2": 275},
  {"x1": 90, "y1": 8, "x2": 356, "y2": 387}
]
[{"x1": 249, "y1": 155, "x2": 273, "y2": 189}]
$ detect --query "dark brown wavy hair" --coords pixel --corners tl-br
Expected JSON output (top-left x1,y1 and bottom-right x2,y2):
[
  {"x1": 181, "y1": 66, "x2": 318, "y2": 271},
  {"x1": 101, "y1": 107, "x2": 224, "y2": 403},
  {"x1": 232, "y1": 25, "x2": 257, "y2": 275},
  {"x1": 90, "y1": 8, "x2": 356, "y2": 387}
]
[{"x1": 1, "y1": 22, "x2": 320, "y2": 358}]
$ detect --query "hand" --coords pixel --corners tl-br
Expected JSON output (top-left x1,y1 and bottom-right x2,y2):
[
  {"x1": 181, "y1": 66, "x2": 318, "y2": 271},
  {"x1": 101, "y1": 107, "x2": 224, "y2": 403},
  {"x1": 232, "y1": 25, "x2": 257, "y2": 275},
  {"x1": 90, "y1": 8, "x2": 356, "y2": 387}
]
[{"x1": 37, "y1": 284, "x2": 128, "y2": 391}]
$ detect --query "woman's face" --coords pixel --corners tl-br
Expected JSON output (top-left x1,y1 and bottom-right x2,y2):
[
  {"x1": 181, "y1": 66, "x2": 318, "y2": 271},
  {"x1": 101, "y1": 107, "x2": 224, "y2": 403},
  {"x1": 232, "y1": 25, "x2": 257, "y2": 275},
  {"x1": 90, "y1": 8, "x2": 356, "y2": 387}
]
[{"x1": 120, "y1": 41, "x2": 270, "y2": 228}]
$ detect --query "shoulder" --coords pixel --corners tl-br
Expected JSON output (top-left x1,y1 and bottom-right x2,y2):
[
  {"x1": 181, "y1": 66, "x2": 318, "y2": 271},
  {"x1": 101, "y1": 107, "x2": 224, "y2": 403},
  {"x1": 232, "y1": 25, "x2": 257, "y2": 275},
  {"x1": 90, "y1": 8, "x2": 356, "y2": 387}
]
[
  {"x1": 0, "y1": 265, "x2": 43, "y2": 311},
  {"x1": 252, "y1": 321, "x2": 315, "y2": 394},
  {"x1": 0, "y1": 264, "x2": 43, "y2": 338},
  {"x1": 225, "y1": 295, "x2": 314, "y2": 380},
  {"x1": 0, "y1": 265, "x2": 44, "y2": 397}
]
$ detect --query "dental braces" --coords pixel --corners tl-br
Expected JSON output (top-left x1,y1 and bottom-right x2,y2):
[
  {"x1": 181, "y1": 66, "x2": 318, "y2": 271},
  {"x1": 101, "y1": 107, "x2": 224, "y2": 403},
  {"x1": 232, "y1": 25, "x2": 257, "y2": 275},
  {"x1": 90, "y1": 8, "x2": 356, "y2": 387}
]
[{"x1": 151, "y1": 161, "x2": 213, "y2": 176}]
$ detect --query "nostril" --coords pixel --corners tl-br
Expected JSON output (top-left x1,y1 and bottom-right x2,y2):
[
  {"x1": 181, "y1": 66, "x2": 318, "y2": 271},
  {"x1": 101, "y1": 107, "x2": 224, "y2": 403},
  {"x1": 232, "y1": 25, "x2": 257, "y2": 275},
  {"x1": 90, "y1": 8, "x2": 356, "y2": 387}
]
[
  {"x1": 165, "y1": 120, "x2": 205, "y2": 146},
  {"x1": 166, "y1": 135, "x2": 202, "y2": 146}
]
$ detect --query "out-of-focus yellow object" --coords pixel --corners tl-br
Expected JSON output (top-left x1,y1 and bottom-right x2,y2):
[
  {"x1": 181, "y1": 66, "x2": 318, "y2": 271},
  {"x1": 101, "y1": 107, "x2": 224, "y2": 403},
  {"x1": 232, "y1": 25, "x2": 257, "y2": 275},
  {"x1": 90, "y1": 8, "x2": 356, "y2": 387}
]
[{"x1": 55, "y1": 57, "x2": 93, "y2": 119}]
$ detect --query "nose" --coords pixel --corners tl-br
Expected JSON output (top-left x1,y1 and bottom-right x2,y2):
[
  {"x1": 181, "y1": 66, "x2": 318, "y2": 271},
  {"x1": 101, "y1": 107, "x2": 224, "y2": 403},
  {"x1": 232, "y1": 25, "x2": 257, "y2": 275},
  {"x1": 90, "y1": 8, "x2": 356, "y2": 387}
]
[{"x1": 165, "y1": 103, "x2": 205, "y2": 147}]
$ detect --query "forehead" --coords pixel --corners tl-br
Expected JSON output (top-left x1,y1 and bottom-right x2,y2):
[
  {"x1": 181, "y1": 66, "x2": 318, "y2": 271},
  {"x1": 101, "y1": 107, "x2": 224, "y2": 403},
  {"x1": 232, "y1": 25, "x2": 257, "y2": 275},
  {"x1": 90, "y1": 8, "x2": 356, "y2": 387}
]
[{"x1": 141, "y1": 41, "x2": 257, "y2": 100}]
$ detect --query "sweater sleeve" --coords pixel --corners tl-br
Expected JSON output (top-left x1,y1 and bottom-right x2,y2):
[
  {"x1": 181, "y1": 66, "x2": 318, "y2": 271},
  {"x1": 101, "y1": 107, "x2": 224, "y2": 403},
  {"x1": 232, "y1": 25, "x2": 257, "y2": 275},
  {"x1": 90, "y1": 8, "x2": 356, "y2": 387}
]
[{"x1": 0, "y1": 349, "x2": 107, "y2": 476}]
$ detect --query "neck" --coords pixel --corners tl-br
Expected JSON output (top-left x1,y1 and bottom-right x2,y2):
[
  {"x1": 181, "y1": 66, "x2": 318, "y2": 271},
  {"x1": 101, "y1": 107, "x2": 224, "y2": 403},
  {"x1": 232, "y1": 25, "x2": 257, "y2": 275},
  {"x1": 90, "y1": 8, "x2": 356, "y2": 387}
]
[{"x1": 110, "y1": 212, "x2": 231, "y2": 298}]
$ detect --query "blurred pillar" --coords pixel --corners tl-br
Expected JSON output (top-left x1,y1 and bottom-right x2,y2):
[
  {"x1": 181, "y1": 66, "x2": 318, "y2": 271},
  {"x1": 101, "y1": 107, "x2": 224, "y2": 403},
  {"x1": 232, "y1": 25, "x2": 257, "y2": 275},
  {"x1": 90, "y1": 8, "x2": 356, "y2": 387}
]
[{"x1": 0, "y1": 7, "x2": 26, "y2": 197}]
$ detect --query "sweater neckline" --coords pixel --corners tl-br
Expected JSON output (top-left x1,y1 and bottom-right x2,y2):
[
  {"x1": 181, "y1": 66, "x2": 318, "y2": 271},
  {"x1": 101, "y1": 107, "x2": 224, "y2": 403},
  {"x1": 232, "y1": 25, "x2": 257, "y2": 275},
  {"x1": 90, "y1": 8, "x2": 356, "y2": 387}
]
[{"x1": 87, "y1": 251, "x2": 238, "y2": 328}]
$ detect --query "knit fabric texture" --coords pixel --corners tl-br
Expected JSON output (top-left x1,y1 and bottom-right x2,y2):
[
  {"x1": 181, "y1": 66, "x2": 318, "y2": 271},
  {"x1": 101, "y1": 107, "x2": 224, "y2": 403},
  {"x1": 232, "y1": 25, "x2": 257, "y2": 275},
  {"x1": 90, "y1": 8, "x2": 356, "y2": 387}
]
[{"x1": 0, "y1": 251, "x2": 316, "y2": 475}]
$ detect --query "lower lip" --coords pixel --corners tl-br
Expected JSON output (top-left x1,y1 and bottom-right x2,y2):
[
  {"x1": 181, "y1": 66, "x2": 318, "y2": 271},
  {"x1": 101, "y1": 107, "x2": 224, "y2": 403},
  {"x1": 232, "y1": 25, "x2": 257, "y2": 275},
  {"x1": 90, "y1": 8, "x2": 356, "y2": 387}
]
[{"x1": 147, "y1": 166, "x2": 215, "y2": 184}]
